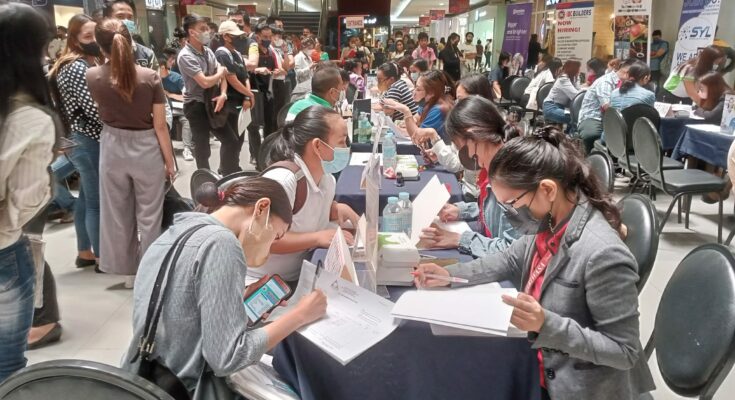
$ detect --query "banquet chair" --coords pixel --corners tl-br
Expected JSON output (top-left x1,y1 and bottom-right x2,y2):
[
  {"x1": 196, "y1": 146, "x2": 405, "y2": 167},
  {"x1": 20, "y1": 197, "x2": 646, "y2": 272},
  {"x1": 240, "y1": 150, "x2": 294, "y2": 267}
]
[
  {"x1": 498, "y1": 75, "x2": 519, "y2": 108},
  {"x1": 603, "y1": 108, "x2": 638, "y2": 179},
  {"x1": 190, "y1": 168, "x2": 221, "y2": 204},
  {"x1": 569, "y1": 91, "x2": 587, "y2": 130},
  {"x1": 587, "y1": 151, "x2": 614, "y2": 193},
  {"x1": 0, "y1": 360, "x2": 174, "y2": 400},
  {"x1": 257, "y1": 130, "x2": 283, "y2": 172},
  {"x1": 509, "y1": 76, "x2": 531, "y2": 107},
  {"x1": 532, "y1": 81, "x2": 554, "y2": 125},
  {"x1": 621, "y1": 104, "x2": 661, "y2": 152},
  {"x1": 618, "y1": 194, "x2": 659, "y2": 292},
  {"x1": 643, "y1": 244, "x2": 735, "y2": 399},
  {"x1": 632, "y1": 117, "x2": 726, "y2": 243}
]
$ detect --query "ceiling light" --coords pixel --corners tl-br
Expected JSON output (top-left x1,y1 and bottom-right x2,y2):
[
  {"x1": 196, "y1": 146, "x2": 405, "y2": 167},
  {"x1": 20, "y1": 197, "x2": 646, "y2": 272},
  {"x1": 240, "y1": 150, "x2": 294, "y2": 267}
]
[{"x1": 439, "y1": 2, "x2": 444, "y2": 5}]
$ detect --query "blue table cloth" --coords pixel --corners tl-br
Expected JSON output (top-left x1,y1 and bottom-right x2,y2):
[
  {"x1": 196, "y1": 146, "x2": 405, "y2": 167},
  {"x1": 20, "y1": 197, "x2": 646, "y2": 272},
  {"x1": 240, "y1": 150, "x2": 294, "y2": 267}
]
[
  {"x1": 351, "y1": 141, "x2": 422, "y2": 155},
  {"x1": 671, "y1": 125, "x2": 735, "y2": 169},
  {"x1": 272, "y1": 249, "x2": 541, "y2": 400},
  {"x1": 659, "y1": 117, "x2": 709, "y2": 150},
  {"x1": 336, "y1": 158, "x2": 464, "y2": 216}
]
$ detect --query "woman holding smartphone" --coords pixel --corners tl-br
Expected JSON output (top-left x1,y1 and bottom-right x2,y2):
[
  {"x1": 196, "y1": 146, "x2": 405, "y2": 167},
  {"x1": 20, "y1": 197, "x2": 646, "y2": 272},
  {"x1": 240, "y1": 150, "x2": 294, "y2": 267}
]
[
  {"x1": 124, "y1": 177, "x2": 326, "y2": 394},
  {"x1": 414, "y1": 128, "x2": 654, "y2": 400}
]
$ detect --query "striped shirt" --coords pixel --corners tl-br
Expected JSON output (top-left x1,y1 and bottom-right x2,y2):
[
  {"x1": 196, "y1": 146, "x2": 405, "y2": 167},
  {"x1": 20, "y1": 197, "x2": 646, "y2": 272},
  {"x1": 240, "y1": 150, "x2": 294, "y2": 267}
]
[
  {"x1": 384, "y1": 79, "x2": 418, "y2": 120},
  {"x1": 0, "y1": 94, "x2": 55, "y2": 250}
]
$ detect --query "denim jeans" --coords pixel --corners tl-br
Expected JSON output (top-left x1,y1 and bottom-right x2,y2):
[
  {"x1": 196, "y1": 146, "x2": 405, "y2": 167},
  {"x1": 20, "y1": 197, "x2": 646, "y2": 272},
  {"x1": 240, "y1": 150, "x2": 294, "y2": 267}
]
[
  {"x1": 543, "y1": 102, "x2": 571, "y2": 125},
  {"x1": 0, "y1": 237, "x2": 35, "y2": 382},
  {"x1": 49, "y1": 174, "x2": 75, "y2": 212},
  {"x1": 67, "y1": 132, "x2": 100, "y2": 254}
]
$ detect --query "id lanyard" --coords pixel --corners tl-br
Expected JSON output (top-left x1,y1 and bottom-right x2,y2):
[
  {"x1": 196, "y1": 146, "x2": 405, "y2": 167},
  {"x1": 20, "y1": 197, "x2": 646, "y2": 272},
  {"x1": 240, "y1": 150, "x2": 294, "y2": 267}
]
[{"x1": 524, "y1": 245, "x2": 555, "y2": 295}]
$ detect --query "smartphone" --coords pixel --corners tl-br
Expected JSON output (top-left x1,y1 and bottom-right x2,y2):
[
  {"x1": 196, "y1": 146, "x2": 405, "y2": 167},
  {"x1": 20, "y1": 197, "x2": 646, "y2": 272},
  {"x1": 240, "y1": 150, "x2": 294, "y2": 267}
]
[{"x1": 243, "y1": 275, "x2": 293, "y2": 325}]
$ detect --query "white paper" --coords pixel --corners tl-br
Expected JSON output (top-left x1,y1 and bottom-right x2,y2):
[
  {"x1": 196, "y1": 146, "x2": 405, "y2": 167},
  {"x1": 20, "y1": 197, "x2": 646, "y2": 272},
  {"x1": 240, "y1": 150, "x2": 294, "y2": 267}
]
[
  {"x1": 391, "y1": 287, "x2": 517, "y2": 336},
  {"x1": 171, "y1": 101, "x2": 184, "y2": 109},
  {"x1": 324, "y1": 227, "x2": 358, "y2": 284},
  {"x1": 385, "y1": 116, "x2": 410, "y2": 139},
  {"x1": 410, "y1": 175, "x2": 451, "y2": 245},
  {"x1": 229, "y1": 356, "x2": 299, "y2": 400},
  {"x1": 238, "y1": 107, "x2": 252, "y2": 135},
  {"x1": 280, "y1": 261, "x2": 398, "y2": 365},
  {"x1": 654, "y1": 102, "x2": 672, "y2": 118},
  {"x1": 434, "y1": 220, "x2": 472, "y2": 235},
  {"x1": 350, "y1": 152, "x2": 381, "y2": 166}
]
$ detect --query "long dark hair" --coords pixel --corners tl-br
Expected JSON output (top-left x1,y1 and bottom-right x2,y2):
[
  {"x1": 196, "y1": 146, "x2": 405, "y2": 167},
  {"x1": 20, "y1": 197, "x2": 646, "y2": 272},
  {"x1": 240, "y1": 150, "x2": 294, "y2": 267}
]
[
  {"x1": 0, "y1": 3, "x2": 53, "y2": 123},
  {"x1": 547, "y1": 58, "x2": 563, "y2": 79},
  {"x1": 561, "y1": 60, "x2": 582, "y2": 84},
  {"x1": 489, "y1": 126, "x2": 621, "y2": 230},
  {"x1": 95, "y1": 18, "x2": 137, "y2": 103},
  {"x1": 457, "y1": 74, "x2": 493, "y2": 99},
  {"x1": 446, "y1": 96, "x2": 520, "y2": 147},
  {"x1": 620, "y1": 62, "x2": 651, "y2": 94},
  {"x1": 683, "y1": 45, "x2": 724, "y2": 78},
  {"x1": 195, "y1": 178, "x2": 293, "y2": 224},
  {"x1": 586, "y1": 58, "x2": 607, "y2": 80},
  {"x1": 271, "y1": 106, "x2": 340, "y2": 162},
  {"x1": 417, "y1": 70, "x2": 454, "y2": 124},
  {"x1": 698, "y1": 71, "x2": 734, "y2": 111},
  {"x1": 49, "y1": 14, "x2": 102, "y2": 80}
]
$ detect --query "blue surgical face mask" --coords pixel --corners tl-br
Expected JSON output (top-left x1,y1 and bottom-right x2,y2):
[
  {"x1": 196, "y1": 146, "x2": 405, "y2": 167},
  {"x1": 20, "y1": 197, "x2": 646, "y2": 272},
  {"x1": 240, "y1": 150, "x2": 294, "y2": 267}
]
[
  {"x1": 318, "y1": 140, "x2": 350, "y2": 174},
  {"x1": 122, "y1": 19, "x2": 138, "y2": 35},
  {"x1": 410, "y1": 72, "x2": 419, "y2": 82}
]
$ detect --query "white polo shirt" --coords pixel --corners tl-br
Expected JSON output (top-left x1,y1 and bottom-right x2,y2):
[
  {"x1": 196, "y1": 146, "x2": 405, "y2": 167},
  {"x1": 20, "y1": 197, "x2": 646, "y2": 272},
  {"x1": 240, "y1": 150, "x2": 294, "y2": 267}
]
[{"x1": 249, "y1": 155, "x2": 336, "y2": 281}]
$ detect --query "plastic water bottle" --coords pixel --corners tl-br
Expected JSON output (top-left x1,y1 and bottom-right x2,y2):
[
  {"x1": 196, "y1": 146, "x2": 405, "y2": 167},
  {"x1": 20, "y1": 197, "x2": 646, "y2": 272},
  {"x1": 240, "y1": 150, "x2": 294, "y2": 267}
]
[
  {"x1": 359, "y1": 112, "x2": 372, "y2": 144},
  {"x1": 382, "y1": 132, "x2": 397, "y2": 171},
  {"x1": 398, "y1": 192, "x2": 413, "y2": 236},
  {"x1": 382, "y1": 197, "x2": 403, "y2": 232}
]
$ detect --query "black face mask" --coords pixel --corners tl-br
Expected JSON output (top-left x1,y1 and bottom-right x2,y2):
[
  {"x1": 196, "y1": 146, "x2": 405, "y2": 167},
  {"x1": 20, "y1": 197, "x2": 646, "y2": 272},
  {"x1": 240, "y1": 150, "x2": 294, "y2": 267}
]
[
  {"x1": 80, "y1": 42, "x2": 101, "y2": 57},
  {"x1": 458, "y1": 144, "x2": 480, "y2": 171},
  {"x1": 503, "y1": 205, "x2": 548, "y2": 236}
]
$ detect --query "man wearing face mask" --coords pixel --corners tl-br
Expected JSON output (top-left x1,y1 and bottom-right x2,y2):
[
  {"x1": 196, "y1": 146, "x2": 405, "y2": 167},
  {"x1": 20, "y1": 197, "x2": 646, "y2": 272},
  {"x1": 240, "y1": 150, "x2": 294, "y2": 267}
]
[
  {"x1": 178, "y1": 14, "x2": 241, "y2": 175},
  {"x1": 268, "y1": 23, "x2": 293, "y2": 129},
  {"x1": 294, "y1": 37, "x2": 316, "y2": 89},
  {"x1": 285, "y1": 67, "x2": 343, "y2": 122},
  {"x1": 649, "y1": 30, "x2": 669, "y2": 95},
  {"x1": 246, "y1": 23, "x2": 278, "y2": 162}
]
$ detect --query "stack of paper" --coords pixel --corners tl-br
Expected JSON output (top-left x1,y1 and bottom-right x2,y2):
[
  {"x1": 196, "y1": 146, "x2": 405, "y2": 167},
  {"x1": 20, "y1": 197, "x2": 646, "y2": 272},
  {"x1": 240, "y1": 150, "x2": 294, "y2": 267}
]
[
  {"x1": 391, "y1": 285, "x2": 519, "y2": 337},
  {"x1": 272, "y1": 261, "x2": 398, "y2": 365},
  {"x1": 410, "y1": 175, "x2": 451, "y2": 245},
  {"x1": 228, "y1": 355, "x2": 299, "y2": 400}
]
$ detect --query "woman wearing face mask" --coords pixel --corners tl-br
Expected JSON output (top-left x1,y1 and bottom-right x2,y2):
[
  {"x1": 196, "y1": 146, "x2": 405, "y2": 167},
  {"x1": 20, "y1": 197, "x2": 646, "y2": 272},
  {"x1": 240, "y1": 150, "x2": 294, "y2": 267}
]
[
  {"x1": 409, "y1": 58, "x2": 429, "y2": 84},
  {"x1": 377, "y1": 62, "x2": 418, "y2": 121},
  {"x1": 692, "y1": 71, "x2": 734, "y2": 124},
  {"x1": 418, "y1": 96, "x2": 521, "y2": 257},
  {"x1": 123, "y1": 177, "x2": 327, "y2": 395},
  {"x1": 415, "y1": 127, "x2": 654, "y2": 400},
  {"x1": 395, "y1": 55, "x2": 416, "y2": 90},
  {"x1": 269, "y1": 25, "x2": 293, "y2": 121},
  {"x1": 86, "y1": 18, "x2": 175, "y2": 287},
  {"x1": 340, "y1": 36, "x2": 359, "y2": 65},
  {"x1": 294, "y1": 36, "x2": 315, "y2": 87},
  {"x1": 383, "y1": 70, "x2": 455, "y2": 143},
  {"x1": 390, "y1": 39, "x2": 406, "y2": 61},
  {"x1": 49, "y1": 14, "x2": 103, "y2": 270},
  {"x1": 439, "y1": 33, "x2": 462, "y2": 82},
  {"x1": 255, "y1": 106, "x2": 359, "y2": 285}
]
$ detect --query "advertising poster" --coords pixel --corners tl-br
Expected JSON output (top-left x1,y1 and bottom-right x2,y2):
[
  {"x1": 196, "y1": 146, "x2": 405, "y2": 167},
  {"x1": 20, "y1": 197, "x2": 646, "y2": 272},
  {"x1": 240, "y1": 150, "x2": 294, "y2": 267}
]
[
  {"x1": 671, "y1": 0, "x2": 722, "y2": 69},
  {"x1": 419, "y1": 16, "x2": 431, "y2": 27},
  {"x1": 449, "y1": 0, "x2": 469, "y2": 15},
  {"x1": 613, "y1": 0, "x2": 652, "y2": 62},
  {"x1": 554, "y1": 2, "x2": 595, "y2": 65},
  {"x1": 430, "y1": 10, "x2": 446, "y2": 21},
  {"x1": 501, "y1": 3, "x2": 533, "y2": 61}
]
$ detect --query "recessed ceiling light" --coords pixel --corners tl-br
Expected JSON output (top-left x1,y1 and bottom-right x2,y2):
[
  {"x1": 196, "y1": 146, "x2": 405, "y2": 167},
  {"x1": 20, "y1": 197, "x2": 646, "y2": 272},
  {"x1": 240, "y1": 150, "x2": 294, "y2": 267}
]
[{"x1": 439, "y1": 2, "x2": 444, "y2": 5}]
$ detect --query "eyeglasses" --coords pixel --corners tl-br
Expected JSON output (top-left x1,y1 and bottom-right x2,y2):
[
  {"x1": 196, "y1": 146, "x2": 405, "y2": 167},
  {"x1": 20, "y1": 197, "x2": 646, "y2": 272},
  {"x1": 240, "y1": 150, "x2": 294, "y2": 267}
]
[{"x1": 496, "y1": 188, "x2": 535, "y2": 216}]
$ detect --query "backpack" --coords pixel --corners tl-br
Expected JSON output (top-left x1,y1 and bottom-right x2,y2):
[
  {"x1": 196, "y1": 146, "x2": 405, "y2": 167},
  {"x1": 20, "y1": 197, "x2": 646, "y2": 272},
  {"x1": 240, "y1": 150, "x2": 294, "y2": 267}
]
[{"x1": 260, "y1": 160, "x2": 308, "y2": 215}]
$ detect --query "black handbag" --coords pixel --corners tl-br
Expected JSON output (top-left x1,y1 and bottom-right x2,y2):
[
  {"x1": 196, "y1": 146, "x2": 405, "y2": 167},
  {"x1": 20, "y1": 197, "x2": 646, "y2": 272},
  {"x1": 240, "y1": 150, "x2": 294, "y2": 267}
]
[
  {"x1": 131, "y1": 224, "x2": 237, "y2": 400},
  {"x1": 162, "y1": 186, "x2": 194, "y2": 229},
  {"x1": 204, "y1": 86, "x2": 232, "y2": 129}
]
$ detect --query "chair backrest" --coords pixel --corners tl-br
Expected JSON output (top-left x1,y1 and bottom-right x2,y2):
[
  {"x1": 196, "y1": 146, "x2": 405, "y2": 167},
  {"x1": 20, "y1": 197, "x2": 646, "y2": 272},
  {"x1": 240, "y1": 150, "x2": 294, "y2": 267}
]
[
  {"x1": 217, "y1": 171, "x2": 261, "y2": 190},
  {"x1": 622, "y1": 104, "x2": 661, "y2": 151},
  {"x1": 0, "y1": 360, "x2": 174, "y2": 400},
  {"x1": 618, "y1": 193, "x2": 659, "y2": 292},
  {"x1": 257, "y1": 130, "x2": 283, "y2": 172},
  {"x1": 276, "y1": 100, "x2": 296, "y2": 129},
  {"x1": 587, "y1": 151, "x2": 614, "y2": 193},
  {"x1": 536, "y1": 82, "x2": 554, "y2": 109},
  {"x1": 631, "y1": 117, "x2": 664, "y2": 182},
  {"x1": 509, "y1": 76, "x2": 531, "y2": 104},
  {"x1": 650, "y1": 244, "x2": 735, "y2": 398},
  {"x1": 602, "y1": 108, "x2": 628, "y2": 160},
  {"x1": 190, "y1": 169, "x2": 221, "y2": 203},
  {"x1": 501, "y1": 75, "x2": 518, "y2": 101},
  {"x1": 570, "y1": 90, "x2": 587, "y2": 126}
]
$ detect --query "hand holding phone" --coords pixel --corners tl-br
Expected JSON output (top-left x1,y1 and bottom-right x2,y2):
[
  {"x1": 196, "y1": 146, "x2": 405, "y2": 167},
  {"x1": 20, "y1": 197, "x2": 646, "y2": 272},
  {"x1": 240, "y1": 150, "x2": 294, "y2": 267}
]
[{"x1": 243, "y1": 274, "x2": 292, "y2": 325}]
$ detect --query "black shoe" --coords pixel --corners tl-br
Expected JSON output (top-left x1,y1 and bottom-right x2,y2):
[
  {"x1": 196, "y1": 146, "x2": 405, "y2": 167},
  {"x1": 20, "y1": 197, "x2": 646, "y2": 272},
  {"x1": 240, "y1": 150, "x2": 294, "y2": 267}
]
[
  {"x1": 75, "y1": 257, "x2": 97, "y2": 269},
  {"x1": 28, "y1": 324, "x2": 62, "y2": 350},
  {"x1": 94, "y1": 265, "x2": 105, "y2": 274}
]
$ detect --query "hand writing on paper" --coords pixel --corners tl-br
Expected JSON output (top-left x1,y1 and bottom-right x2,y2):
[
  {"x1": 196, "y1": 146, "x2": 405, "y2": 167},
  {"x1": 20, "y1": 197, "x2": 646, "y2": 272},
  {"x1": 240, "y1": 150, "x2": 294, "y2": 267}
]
[
  {"x1": 294, "y1": 289, "x2": 328, "y2": 325},
  {"x1": 419, "y1": 225, "x2": 460, "y2": 249},
  {"x1": 412, "y1": 263, "x2": 451, "y2": 288},
  {"x1": 438, "y1": 203, "x2": 460, "y2": 223},
  {"x1": 315, "y1": 228, "x2": 355, "y2": 248},
  {"x1": 502, "y1": 292, "x2": 546, "y2": 333}
]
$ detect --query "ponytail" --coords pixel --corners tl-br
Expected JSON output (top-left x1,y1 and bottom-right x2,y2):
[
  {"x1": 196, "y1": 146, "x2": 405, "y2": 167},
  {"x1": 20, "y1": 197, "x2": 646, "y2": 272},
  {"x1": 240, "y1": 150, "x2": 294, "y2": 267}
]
[
  {"x1": 95, "y1": 18, "x2": 137, "y2": 103},
  {"x1": 620, "y1": 62, "x2": 651, "y2": 95},
  {"x1": 619, "y1": 78, "x2": 636, "y2": 94},
  {"x1": 270, "y1": 122, "x2": 296, "y2": 163},
  {"x1": 489, "y1": 126, "x2": 621, "y2": 230},
  {"x1": 268, "y1": 105, "x2": 339, "y2": 165}
]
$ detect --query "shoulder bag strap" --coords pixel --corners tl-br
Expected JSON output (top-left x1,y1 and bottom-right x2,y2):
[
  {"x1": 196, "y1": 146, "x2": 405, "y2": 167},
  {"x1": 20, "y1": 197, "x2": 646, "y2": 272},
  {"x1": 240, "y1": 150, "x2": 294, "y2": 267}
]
[{"x1": 261, "y1": 160, "x2": 307, "y2": 214}]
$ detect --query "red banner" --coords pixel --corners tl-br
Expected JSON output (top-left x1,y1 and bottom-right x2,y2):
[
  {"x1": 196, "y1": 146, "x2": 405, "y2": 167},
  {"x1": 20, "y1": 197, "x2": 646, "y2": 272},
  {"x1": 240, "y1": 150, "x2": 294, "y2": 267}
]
[
  {"x1": 429, "y1": 10, "x2": 446, "y2": 20},
  {"x1": 237, "y1": 4, "x2": 257, "y2": 16},
  {"x1": 448, "y1": 0, "x2": 469, "y2": 14},
  {"x1": 419, "y1": 16, "x2": 431, "y2": 27}
]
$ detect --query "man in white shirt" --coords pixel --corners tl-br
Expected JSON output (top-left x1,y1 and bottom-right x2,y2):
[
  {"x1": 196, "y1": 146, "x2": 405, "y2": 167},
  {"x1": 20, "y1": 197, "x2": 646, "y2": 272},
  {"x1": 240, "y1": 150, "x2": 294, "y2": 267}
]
[{"x1": 458, "y1": 32, "x2": 477, "y2": 78}]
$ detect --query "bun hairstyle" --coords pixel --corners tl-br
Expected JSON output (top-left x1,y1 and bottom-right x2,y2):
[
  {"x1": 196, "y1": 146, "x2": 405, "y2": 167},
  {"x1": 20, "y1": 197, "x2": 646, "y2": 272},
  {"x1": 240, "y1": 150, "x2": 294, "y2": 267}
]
[
  {"x1": 270, "y1": 105, "x2": 340, "y2": 163},
  {"x1": 619, "y1": 62, "x2": 650, "y2": 94},
  {"x1": 489, "y1": 126, "x2": 621, "y2": 230},
  {"x1": 377, "y1": 62, "x2": 401, "y2": 80},
  {"x1": 195, "y1": 178, "x2": 293, "y2": 225},
  {"x1": 457, "y1": 73, "x2": 493, "y2": 99},
  {"x1": 446, "y1": 96, "x2": 521, "y2": 146},
  {"x1": 95, "y1": 18, "x2": 136, "y2": 103}
]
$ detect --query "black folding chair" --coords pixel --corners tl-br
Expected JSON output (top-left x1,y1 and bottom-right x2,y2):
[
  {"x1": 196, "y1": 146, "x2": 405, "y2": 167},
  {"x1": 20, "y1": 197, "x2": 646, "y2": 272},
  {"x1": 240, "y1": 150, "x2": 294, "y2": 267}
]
[
  {"x1": 618, "y1": 194, "x2": 659, "y2": 292},
  {"x1": 189, "y1": 169, "x2": 220, "y2": 204},
  {"x1": 532, "y1": 81, "x2": 554, "y2": 125},
  {"x1": 257, "y1": 130, "x2": 283, "y2": 172},
  {"x1": 587, "y1": 151, "x2": 614, "y2": 193},
  {"x1": 570, "y1": 90, "x2": 587, "y2": 130}
]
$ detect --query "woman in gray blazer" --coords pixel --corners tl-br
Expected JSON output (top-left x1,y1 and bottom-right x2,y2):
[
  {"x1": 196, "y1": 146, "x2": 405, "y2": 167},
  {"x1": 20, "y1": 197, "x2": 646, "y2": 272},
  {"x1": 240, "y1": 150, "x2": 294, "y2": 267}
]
[{"x1": 415, "y1": 127, "x2": 655, "y2": 399}]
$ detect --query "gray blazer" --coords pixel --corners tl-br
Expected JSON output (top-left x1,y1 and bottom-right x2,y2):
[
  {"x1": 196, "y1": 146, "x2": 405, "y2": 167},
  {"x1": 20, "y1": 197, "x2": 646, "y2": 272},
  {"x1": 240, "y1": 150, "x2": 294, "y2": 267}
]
[{"x1": 445, "y1": 198, "x2": 655, "y2": 399}]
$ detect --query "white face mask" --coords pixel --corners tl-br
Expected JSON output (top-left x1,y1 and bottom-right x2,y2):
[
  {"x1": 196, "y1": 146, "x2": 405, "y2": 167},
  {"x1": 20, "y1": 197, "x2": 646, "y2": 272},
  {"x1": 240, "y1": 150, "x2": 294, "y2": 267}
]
[
  {"x1": 197, "y1": 31, "x2": 212, "y2": 46},
  {"x1": 274, "y1": 37, "x2": 284, "y2": 47}
]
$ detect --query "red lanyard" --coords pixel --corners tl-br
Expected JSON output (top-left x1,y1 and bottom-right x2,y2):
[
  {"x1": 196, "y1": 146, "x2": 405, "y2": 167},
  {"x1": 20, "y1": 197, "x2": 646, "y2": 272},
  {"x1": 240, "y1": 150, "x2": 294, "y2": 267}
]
[
  {"x1": 477, "y1": 170, "x2": 491, "y2": 237},
  {"x1": 524, "y1": 249, "x2": 554, "y2": 295}
]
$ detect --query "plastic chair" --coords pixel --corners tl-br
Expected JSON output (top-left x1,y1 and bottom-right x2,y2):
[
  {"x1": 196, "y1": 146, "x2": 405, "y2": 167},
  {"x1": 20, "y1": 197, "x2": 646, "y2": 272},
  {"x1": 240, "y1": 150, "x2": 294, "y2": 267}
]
[
  {"x1": 632, "y1": 117, "x2": 727, "y2": 242},
  {"x1": 498, "y1": 75, "x2": 518, "y2": 107},
  {"x1": 276, "y1": 100, "x2": 296, "y2": 129},
  {"x1": 587, "y1": 151, "x2": 614, "y2": 193},
  {"x1": 603, "y1": 108, "x2": 637, "y2": 177},
  {"x1": 256, "y1": 130, "x2": 283, "y2": 172},
  {"x1": 509, "y1": 76, "x2": 531, "y2": 106},
  {"x1": 532, "y1": 81, "x2": 554, "y2": 123},
  {"x1": 618, "y1": 194, "x2": 659, "y2": 292},
  {"x1": 189, "y1": 168, "x2": 221, "y2": 203},
  {"x1": 644, "y1": 244, "x2": 735, "y2": 399},
  {"x1": 0, "y1": 359, "x2": 174, "y2": 400},
  {"x1": 570, "y1": 90, "x2": 587, "y2": 128}
]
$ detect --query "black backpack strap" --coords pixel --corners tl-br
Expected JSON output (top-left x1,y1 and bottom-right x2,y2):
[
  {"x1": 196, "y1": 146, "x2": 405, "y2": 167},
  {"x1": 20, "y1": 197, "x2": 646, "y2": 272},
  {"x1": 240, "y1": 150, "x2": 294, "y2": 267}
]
[
  {"x1": 131, "y1": 223, "x2": 208, "y2": 364},
  {"x1": 261, "y1": 160, "x2": 307, "y2": 215}
]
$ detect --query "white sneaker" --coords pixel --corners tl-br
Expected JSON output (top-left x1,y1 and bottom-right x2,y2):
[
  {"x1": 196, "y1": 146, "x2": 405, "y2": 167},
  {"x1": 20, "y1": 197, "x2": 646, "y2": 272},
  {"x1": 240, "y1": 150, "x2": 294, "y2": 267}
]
[
  {"x1": 183, "y1": 147, "x2": 194, "y2": 161},
  {"x1": 614, "y1": 173, "x2": 631, "y2": 187},
  {"x1": 124, "y1": 276, "x2": 135, "y2": 289}
]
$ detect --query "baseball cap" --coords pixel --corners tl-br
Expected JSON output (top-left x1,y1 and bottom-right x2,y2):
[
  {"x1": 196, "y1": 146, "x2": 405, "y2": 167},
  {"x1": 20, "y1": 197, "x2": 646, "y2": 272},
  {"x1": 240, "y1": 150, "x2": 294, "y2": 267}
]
[{"x1": 218, "y1": 20, "x2": 245, "y2": 36}]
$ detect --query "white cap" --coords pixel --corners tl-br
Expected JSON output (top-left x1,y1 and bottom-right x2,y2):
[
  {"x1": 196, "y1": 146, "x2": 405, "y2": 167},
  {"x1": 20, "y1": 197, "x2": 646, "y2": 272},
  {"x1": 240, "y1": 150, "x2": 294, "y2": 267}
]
[{"x1": 218, "y1": 20, "x2": 245, "y2": 36}]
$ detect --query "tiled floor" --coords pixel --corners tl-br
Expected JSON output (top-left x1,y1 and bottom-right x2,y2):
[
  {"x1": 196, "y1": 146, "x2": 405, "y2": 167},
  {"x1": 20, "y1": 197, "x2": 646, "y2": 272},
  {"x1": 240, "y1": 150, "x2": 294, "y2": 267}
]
[{"x1": 25, "y1": 139, "x2": 735, "y2": 399}]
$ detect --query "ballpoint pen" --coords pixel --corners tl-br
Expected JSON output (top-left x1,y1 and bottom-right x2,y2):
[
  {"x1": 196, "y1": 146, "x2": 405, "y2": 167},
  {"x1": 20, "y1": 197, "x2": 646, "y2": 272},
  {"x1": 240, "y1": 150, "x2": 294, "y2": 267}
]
[{"x1": 312, "y1": 260, "x2": 323, "y2": 291}]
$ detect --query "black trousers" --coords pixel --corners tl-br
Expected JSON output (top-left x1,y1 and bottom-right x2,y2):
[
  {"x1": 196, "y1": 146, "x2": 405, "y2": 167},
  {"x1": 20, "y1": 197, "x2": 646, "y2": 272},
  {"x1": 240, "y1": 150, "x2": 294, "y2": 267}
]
[
  {"x1": 183, "y1": 101, "x2": 242, "y2": 175},
  {"x1": 541, "y1": 388, "x2": 551, "y2": 400},
  {"x1": 247, "y1": 91, "x2": 277, "y2": 165}
]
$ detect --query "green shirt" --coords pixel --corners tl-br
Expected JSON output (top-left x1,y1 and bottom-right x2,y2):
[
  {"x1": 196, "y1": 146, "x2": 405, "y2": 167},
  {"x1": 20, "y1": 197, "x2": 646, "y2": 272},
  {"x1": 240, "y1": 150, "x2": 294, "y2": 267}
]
[{"x1": 286, "y1": 93, "x2": 332, "y2": 122}]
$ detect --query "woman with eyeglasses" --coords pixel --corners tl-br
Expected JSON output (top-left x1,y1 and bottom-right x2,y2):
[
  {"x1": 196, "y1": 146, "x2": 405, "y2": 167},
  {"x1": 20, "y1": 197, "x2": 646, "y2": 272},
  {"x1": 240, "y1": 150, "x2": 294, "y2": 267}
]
[
  {"x1": 414, "y1": 127, "x2": 653, "y2": 400},
  {"x1": 416, "y1": 96, "x2": 521, "y2": 258},
  {"x1": 376, "y1": 62, "x2": 418, "y2": 121}
]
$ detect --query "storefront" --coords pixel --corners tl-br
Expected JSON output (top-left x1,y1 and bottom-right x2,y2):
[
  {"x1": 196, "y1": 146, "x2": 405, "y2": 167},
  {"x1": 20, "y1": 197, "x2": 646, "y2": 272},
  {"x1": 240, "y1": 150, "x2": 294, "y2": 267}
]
[{"x1": 339, "y1": 14, "x2": 391, "y2": 49}]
